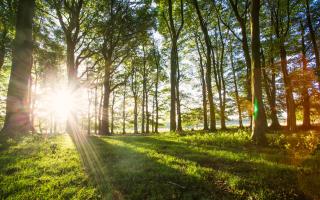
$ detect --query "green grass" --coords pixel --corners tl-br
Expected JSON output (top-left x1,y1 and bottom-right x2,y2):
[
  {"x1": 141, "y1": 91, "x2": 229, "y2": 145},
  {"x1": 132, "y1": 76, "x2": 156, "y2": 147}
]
[
  {"x1": 1, "y1": 130, "x2": 320, "y2": 199},
  {"x1": 0, "y1": 134, "x2": 99, "y2": 199}
]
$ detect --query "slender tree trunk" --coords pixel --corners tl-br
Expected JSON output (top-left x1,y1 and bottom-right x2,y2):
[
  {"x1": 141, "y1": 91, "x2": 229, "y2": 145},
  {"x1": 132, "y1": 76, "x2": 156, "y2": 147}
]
[
  {"x1": 1, "y1": 0, "x2": 35, "y2": 135},
  {"x1": 152, "y1": 95, "x2": 155, "y2": 133},
  {"x1": 217, "y1": 21, "x2": 226, "y2": 130},
  {"x1": 301, "y1": 22, "x2": 311, "y2": 129},
  {"x1": 305, "y1": 0, "x2": 320, "y2": 87},
  {"x1": 155, "y1": 56, "x2": 159, "y2": 133},
  {"x1": 193, "y1": 0, "x2": 216, "y2": 131},
  {"x1": 94, "y1": 84, "x2": 98, "y2": 134},
  {"x1": 261, "y1": 49, "x2": 280, "y2": 130},
  {"x1": 98, "y1": 84, "x2": 104, "y2": 134},
  {"x1": 176, "y1": 66, "x2": 183, "y2": 132},
  {"x1": 230, "y1": 45, "x2": 243, "y2": 128},
  {"x1": 279, "y1": 42, "x2": 296, "y2": 131},
  {"x1": 31, "y1": 62, "x2": 38, "y2": 133},
  {"x1": 134, "y1": 96, "x2": 138, "y2": 134},
  {"x1": 250, "y1": 0, "x2": 267, "y2": 144},
  {"x1": 0, "y1": 43, "x2": 5, "y2": 70},
  {"x1": 122, "y1": 83, "x2": 126, "y2": 134},
  {"x1": 146, "y1": 91, "x2": 150, "y2": 134},
  {"x1": 111, "y1": 92, "x2": 115, "y2": 134},
  {"x1": 195, "y1": 35, "x2": 209, "y2": 130}
]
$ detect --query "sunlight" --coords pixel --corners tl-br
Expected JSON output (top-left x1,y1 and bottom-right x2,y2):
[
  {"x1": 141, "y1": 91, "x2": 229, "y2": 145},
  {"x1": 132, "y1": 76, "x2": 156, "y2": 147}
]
[{"x1": 51, "y1": 88, "x2": 75, "y2": 120}]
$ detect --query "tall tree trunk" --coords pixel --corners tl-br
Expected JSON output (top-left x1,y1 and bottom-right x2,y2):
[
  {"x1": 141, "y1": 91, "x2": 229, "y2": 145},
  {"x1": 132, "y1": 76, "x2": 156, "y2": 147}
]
[
  {"x1": 170, "y1": 39, "x2": 177, "y2": 131},
  {"x1": 152, "y1": 95, "x2": 155, "y2": 133},
  {"x1": 305, "y1": 0, "x2": 320, "y2": 87},
  {"x1": 301, "y1": 22, "x2": 311, "y2": 129},
  {"x1": 146, "y1": 91, "x2": 150, "y2": 133},
  {"x1": 111, "y1": 92, "x2": 115, "y2": 134},
  {"x1": 155, "y1": 55, "x2": 159, "y2": 133},
  {"x1": 193, "y1": 0, "x2": 216, "y2": 131},
  {"x1": 250, "y1": 0, "x2": 267, "y2": 144},
  {"x1": 98, "y1": 84, "x2": 104, "y2": 134},
  {"x1": 0, "y1": 43, "x2": 5, "y2": 70},
  {"x1": 122, "y1": 83, "x2": 126, "y2": 134},
  {"x1": 134, "y1": 96, "x2": 138, "y2": 134},
  {"x1": 230, "y1": 44, "x2": 243, "y2": 128},
  {"x1": 217, "y1": 20, "x2": 226, "y2": 130},
  {"x1": 167, "y1": 0, "x2": 184, "y2": 132},
  {"x1": 100, "y1": 60, "x2": 111, "y2": 135},
  {"x1": 94, "y1": 84, "x2": 98, "y2": 134},
  {"x1": 261, "y1": 49, "x2": 281, "y2": 130},
  {"x1": 1, "y1": 0, "x2": 35, "y2": 135},
  {"x1": 195, "y1": 35, "x2": 209, "y2": 130},
  {"x1": 279, "y1": 42, "x2": 296, "y2": 131},
  {"x1": 176, "y1": 66, "x2": 183, "y2": 132}
]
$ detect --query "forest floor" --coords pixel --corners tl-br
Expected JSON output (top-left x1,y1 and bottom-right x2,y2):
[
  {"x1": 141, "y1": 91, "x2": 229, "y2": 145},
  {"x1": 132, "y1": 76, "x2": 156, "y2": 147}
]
[{"x1": 0, "y1": 129, "x2": 319, "y2": 200}]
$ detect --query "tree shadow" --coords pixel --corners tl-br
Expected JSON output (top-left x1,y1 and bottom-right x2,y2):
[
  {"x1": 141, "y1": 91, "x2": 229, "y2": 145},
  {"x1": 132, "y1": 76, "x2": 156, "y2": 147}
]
[
  {"x1": 72, "y1": 135, "x2": 241, "y2": 200},
  {"x1": 107, "y1": 136, "x2": 310, "y2": 199}
]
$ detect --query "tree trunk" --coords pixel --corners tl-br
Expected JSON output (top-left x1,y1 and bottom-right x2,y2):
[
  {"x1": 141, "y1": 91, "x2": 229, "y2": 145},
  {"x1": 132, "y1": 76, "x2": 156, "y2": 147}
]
[
  {"x1": 134, "y1": 96, "x2": 138, "y2": 134},
  {"x1": 261, "y1": 49, "x2": 281, "y2": 130},
  {"x1": 301, "y1": 22, "x2": 311, "y2": 129},
  {"x1": 230, "y1": 45, "x2": 243, "y2": 128},
  {"x1": 279, "y1": 42, "x2": 296, "y2": 131},
  {"x1": 305, "y1": 0, "x2": 320, "y2": 87},
  {"x1": 176, "y1": 65, "x2": 183, "y2": 132},
  {"x1": 193, "y1": 0, "x2": 216, "y2": 131},
  {"x1": 111, "y1": 92, "x2": 115, "y2": 134},
  {"x1": 170, "y1": 39, "x2": 177, "y2": 131},
  {"x1": 155, "y1": 55, "x2": 159, "y2": 133},
  {"x1": 98, "y1": 84, "x2": 104, "y2": 133},
  {"x1": 94, "y1": 84, "x2": 98, "y2": 134},
  {"x1": 100, "y1": 60, "x2": 111, "y2": 135},
  {"x1": 0, "y1": 44, "x2": 5, "y2": 70},
  {"x1": 122, "y1": 83, "x2": 126, "y2": 134},
  {"x1": 1, "y1": 0, "x2": 35, "y2": 135},
  {"x1": 146, "y1": 91, "x2": 150, "y2": 133},
  {"x1": 195, "y1": 35, "x2": 209, "y2": 130},
  {"x1": 250, "y1": 0, "x2": 267, "y2": 144}
]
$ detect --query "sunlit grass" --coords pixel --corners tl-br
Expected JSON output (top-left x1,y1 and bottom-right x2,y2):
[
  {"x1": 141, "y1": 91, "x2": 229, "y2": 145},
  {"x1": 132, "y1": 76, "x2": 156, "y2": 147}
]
[
  {"x1": 0, "y1": 130, "x2": 319, "y2": 199},
  {"x1": 0, "y1": 134, "x2": 99, "y2": 199}
]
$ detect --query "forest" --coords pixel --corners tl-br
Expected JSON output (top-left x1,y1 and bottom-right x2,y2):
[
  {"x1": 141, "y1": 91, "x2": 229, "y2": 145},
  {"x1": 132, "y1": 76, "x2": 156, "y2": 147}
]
[{"x1": 0, "y1": 0, "x2": 320, "y2": 199}]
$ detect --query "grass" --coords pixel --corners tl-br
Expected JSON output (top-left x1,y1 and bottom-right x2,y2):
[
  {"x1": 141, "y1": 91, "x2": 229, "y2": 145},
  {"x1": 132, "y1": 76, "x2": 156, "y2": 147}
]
[{"x1": 0, "y1": 129, "x2": 319, "y2": 199}]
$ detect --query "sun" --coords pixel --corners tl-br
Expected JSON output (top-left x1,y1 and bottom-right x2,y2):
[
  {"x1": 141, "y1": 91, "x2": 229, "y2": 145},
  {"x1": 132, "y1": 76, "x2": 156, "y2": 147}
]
[{"x1": 51, "y1": 88, "x2": 75, "y2": 120}]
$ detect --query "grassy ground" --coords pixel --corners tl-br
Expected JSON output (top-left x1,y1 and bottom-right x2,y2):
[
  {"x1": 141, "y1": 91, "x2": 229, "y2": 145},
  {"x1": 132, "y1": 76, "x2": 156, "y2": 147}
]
[{"x1": 0, "y1": 130, "x2": 319, "y2": 199}]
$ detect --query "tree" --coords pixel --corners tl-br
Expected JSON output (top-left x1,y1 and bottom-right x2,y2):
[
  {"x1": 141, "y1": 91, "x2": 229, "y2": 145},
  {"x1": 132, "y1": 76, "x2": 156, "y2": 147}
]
[
  {"x1": 304, "y1": 0, "x2": 320, "y2": 87},
  {"x1": 250, "y1": 0, "x2": 267, "y2": 144},
  {"x1": 1, "y1": 0, "x2": 35, "y2": 135},
  {"x1": 192, "y1": 0, "x2": 216, "y2": 131},
  {"x1": 268, "y1": 0, "x2": 296, "y2": 131},
  {"x1": 161, "y1": 0, "x2": 184, "y2": 132}
]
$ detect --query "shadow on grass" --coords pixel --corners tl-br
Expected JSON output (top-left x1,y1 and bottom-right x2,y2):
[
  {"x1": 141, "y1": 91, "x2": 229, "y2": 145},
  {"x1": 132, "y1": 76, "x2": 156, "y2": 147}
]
[
  {"x1": 72, "y1": 135, "x2": 241, "y2": 200},
  {"x1": 104, "y1": 136, "x2": 311, "y2": 199}
]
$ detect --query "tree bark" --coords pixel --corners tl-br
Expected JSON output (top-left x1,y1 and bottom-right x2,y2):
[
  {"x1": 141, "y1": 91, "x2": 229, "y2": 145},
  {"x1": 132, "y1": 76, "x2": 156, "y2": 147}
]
[
  {"x1": 261, "y1": 49, "x2": 281, "y2": 130},
  {"x1": 250, "y1": 0, "x2": 267, "y2": 144},
  {"x1": 193, "y1": 0, "x2": 216, "y2": 131},
  {"x1": 230, "y1": 44, "x2": 243, "y2": 128},
  {"x1": 279, "y1": 42, "x2": 296, "y2": 131},
  {"x1": 94, "y1": 84, "x2": 98, "y2": 134},
  {"x1": 122, "y1": 83, "x2": 126, "y2": 134},
  {"x1": 301, "y1": 22, "x2": 311, "y2": 129},
  {"x1": 1, "y1": 0, "x2": 35, "y2": 135},
  {"x1": 305, "y1": 0, "x2": 320, "y2": 87},
  {"x1": 195, "y1": 35, "x2": 209, "y2": 130},
  {"x1": 111, "y1": 92, "x2": 115, "y2": 134},
  {"x1": 100, "y1": 59, "x2": 111, "y2": 135}
]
